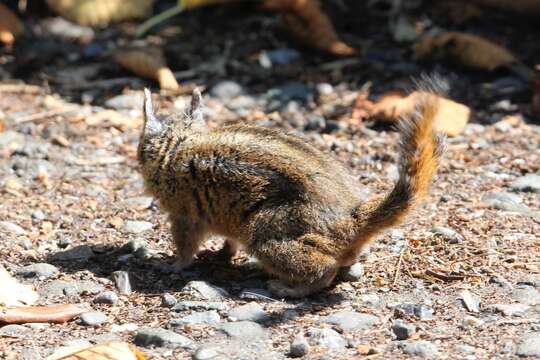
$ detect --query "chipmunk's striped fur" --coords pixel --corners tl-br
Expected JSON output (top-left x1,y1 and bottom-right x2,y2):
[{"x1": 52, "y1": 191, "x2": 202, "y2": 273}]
[{"x1": 137, "y1": 82, "x2": 443, "y2": 297}]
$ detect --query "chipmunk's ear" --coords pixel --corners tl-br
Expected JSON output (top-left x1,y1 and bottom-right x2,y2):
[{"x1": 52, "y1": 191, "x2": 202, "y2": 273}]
[
  {"x1": 189, "y1": 88, "x2": 204, "y2": 124},
  {"x1": 143, "y1": 88, "x2": 162, "y2": 136}
]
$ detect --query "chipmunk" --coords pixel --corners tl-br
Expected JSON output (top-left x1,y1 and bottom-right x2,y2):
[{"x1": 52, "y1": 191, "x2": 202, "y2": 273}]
[{"x1": 137, "y1": 83, "x2": 443, "y2": 298}]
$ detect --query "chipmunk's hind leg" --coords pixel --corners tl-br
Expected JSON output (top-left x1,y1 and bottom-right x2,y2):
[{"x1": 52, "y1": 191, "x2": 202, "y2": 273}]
[
  {"x1": 170, "y1": 216, "x2": 205, "y2": 272},
  {"x1": 253, "y1": 234, "x2": 339, "y2": 298}
]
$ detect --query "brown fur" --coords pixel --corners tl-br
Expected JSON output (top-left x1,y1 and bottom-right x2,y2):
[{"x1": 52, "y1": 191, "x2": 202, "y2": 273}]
[{"x1": 137, "y1": 84, "x2": 444, "y2": 298}]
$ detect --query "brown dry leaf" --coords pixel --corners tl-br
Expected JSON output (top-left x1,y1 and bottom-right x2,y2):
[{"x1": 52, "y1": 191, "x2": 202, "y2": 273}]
[
  {"x1": 413, "y1": 31, "x2": 518, "y2": 71},
  {"x1": 366, "y1": 91, "x2": 471, "y2": 137},
  {"x1": 46, "y1": 0, "x2": 154, "y2": 27},
  {"x1": 46, "y1": 341, "x2": 147, "y2": 360},
  {"x1": 262, "y1": 0, "x2": 356, "y2": 56},
  {"x1": 113, "y1": 47, "x2": 180, "y2": 91},
  {"x1": 0, "y1": 304, "x2": 85, "y2": 324},
  {"x1": 0, "y1": 267, "x2": 38, "y2": 307},
  {"x1": 0, "y1": 4, "x2": 24, "y2": 46}
]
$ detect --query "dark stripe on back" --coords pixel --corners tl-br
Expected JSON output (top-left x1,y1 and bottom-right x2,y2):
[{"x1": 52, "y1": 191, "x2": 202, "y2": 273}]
[
  {"x1": 188, "y1": 158, "x2": 198, "y2": 180},
  {"x1": 191, "y1": 188, "x2": 203, "y2": 217}
]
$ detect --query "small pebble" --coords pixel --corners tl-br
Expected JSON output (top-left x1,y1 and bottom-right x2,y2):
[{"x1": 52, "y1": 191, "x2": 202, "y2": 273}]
[
  {"x1": 169, "y1": 311, "x2": 220, "y2": 326},
  {"x1": 210, "y1": 81, "x2": 243, "y2": 100},
  {"x1": 516, "y1": 333, "x2": 540, "y2": 357},
  {"x1": 19, "y1": 239, "x2": 33, "y2": 250},
  {"x1": 161, "y1": 293, "x2": 177, "y2": 308},
  {"x1": 306, "y1": 327, "x2": 347, "y2": 351},
  {"x1": 193, "y1": 347, "x2": 221, "y2": 360},
  {"x1": 183, "y1": 281, "x2": 228, "y2": 301},
  {"x1": 320, "y1": 311, "x2": 378, "y2": 331},
  {"x1": 392, "y1": 320, "x2": 416, "y2": 340},
  {"x1": 402, "y1": 340, "x2": 439, "y2": 358},
  {"x1": 123, "y1": 221, "x2": 153, "y2": 234},
  {"x1": 17, "y1": 263, "x2": 58, "y2": 279},
  {"x1": 228, "y1": 302, "x2": 269, "y2": 323},
  {"x1": 93, "y1": 291, "x2": 118, "y2": 305},
  {"x1": 462, "y1": 316, "x2": 484, "y2": 328},
  {"x1": 135, "y1": 328, "x2": 193, "y2": 349},
  {"x1": 111, "y1": 271, "x2": 132, "y2": 295},
  {"x1": 0, "y1": 221, "x2": 26, "y2": 235},
  {"x1": 510, "y1": 174, "x2": 540, "y2": 193},
  {"x1": 219, "y1": 321, "x2": 266, "y2": 339},
  {"x1": 290, "y1": 335, "x2": 310, "y2": 357},
  {"x1": 80, "y1": 311, "x2": 107, "y2": 326},
  {"x1": 340, "y1": 262, "x2": 364, "y2": 281}
]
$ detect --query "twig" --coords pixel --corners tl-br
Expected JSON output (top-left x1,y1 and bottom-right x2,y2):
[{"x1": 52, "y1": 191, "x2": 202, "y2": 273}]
[
  {"x1": 0, "y1": 83, "x2": 41, "y2": 94},
  {"x1": 424, "y1": 269, "x2": 465, "y2": 282},
  {"x1": 13, "y1": 107, "x2": 79, "y2": 124},
  {"x1": 392, "y1": 245, "x2": 407, "y2": 286}
]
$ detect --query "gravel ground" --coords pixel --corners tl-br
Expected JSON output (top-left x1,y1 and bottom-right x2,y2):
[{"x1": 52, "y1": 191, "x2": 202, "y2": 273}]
[{"x1": 0, "y1": 1, "x2": 539, "y2": 359}]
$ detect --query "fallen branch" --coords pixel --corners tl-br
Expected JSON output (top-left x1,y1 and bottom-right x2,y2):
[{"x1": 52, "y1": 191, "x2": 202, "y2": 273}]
[{"x1": 0, "y1": 304, "x2": 86, "y2": 324}]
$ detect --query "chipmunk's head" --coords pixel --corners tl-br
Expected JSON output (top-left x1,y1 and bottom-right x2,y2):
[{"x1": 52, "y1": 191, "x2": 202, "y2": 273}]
[{"x1": 138, "y1": 88, "x2": 205, "y2": 166}]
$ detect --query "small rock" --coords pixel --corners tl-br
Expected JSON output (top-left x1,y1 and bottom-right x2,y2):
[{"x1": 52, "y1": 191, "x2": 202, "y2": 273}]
[
  {"x1": 516, "y1": 333, "x2": 540, "y2": 357},
  {"x1": 306, "y1": 327, "x2": 347, "y2": 350},
  {"x1": 161, "y1": 293, "x2": 177, "y2": 308},
  {"x1": 123, "y1": 220, "x2": 153, "y2": 234},
  {"x1": 320, "y1": 311, "x2": 378, "y2": 331},
  {"x1": 38, "y1": 280, "x2": 104, "y2": 298},
  {"x1": 219, "y1": 321, "x2": 266, "y2": 339},
  {"x1": 120, "y1": 239, "x2": 147, "y2": 254},
  {"x1": 105, "y1": 94, "x2": 144, "y2": 110},
  {"x1": 135, "y1": 328, "x2": 193, "y2": 349},
  {"x1": 511, "y1": 174, "x2": 540, "y2": 193},
  {"x1": 459, "y1": 290, "x2": 480, "y2": 313},
  {"x1": 518, "y1": 274, "x2": 540, "y2": 288},
  {"x1": 228, "y1": 302, "x2": 269, "y2": 323},
  {"x1": 431, "y1": 226, "x2": 464, "y2": 244},
  {"x1": 490, "y1": 274, "x2": 513, "y2": 289},
  {"x1": 31, "y1": 210, "x2": 46, "y2": 221},
  {"x1": 462, "y1": 316, "x2": 484, "y2": 328},
  {"x1": 183, "y1": 281, "x2": 228, "y2": 301},
  {"x1": 170, "y1": 311, "x2": 220, "y2": 326},
  {"x1": 210, "y1": 81, "x2": 243, "y2": 100},
  {"x1": 0, "y1": 324, "x2": 31, "y2": 336},
  {"x1": 392, "y1": 320, "x2": 416, "y2": 340},
  {"x1": 93, "y1": 291, "x2": 118, "y2": 305},
  {"x1": 340, "y1": 262, "x2": 364, "y2": 281},
  {"x1": 17, "y1": 263, "x2": 58, "y2": 279},
  {"x1": 19, "y1": 239, "x2": 33, "y2": 250},
  {"x1": 512, "y1": 286, "x2": 540, "y2": 306},
  {"x1": 57, "y1": 238, "x2": 72, "y2": 249},
  {"x1": 124, "y1": 197, "x2": 153, "y2": 209},
  {"x1": 290, "y1": 335, "x2": 310, "y2": 357},
  {"x1": 268, "y1": 82, "x2": 312, "y2": 102},
  {"x1": 316, "y1": 83, "x2": 333, "y2": 96},
  {"x1": 111, "y1": 271, "x2": 132, "y2": 295},
  {"x1": 21, "y1": 348, "x2": 41, "y2": 360},
  {"x1": 402, "y1": 341, "x2": 439, "y2": 358},
  {"x1": 393, "y1": 303, "x2": 434, "y2": 320},
  {"x1": 0, "y1": 221, "x2": 26, "y2": 235},
  {"x1": 111, "y1": 323, "x2": 138, "y2": 333},
  {"x1": 487, "y1": 303, "x2": 529, "y2": 317},
  {"x1": 52, "y1": 245, "x2": 93, "y2": 261},
  {"x1": 454, "y1": 344, "x2": 477, "y2": 354},
  {"x1": 259, "y1": 48, "x2": 301, "y2": 68},
  {"x1": 193, "y1": 347, "x2": 221, "y2": 360},
  {"x1": 481, "y1": 192, "x2": 532, "y2": 214},
  {"x1": 80, "y1": 311, "x2": 107, "y2": 326}
]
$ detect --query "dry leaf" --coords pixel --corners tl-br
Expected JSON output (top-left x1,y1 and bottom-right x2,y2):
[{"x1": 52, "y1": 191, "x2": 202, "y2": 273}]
[
  {"x1": 0, "y1": 267, "x2": 38, "y2": 307},
  {"x1": 46, "y1": 341, "x2": 147, "y2": 360},
  {"x1": 414, "y1": 31, "x2": 518, "y2": 71},
  {"x1": 46, "y1": 0, "x2": 154, "y2": 27},
  {"x1": 0, "y1": 3, "x2": 24, "y2": 46},
  {"x1": 262, "y1": 0, "x2": 356, "y2": 56},
  {"x1": 113, "y1": 47, "x2": 180, "y2": 91},
  {"x1": 0, "y1": 304, "x2": 85, "y2": 324},
  {"x1": 362, "y1": 91, "x2": 471, "y2": 137}
]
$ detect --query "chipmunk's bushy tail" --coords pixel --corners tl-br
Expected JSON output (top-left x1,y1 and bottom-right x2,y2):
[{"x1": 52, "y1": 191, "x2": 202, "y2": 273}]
[{"x1": 348, "y1": 84, "x2": 445, "y2": 256}]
